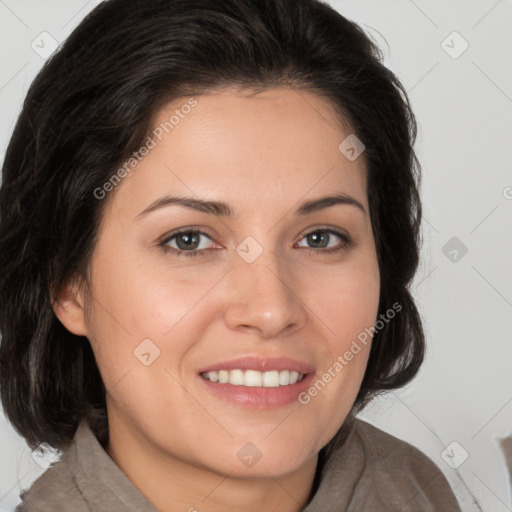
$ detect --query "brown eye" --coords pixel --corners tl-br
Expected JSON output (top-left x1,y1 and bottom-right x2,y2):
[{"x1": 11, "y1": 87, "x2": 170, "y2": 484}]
[{"x1": 173, "y1": 231, "x2": 201, "y2": 250}]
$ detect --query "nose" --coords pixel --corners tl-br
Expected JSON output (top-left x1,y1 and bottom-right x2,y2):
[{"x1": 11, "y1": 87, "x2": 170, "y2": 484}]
[{"x1": 223, "y1": 248, "x2": 307, "y2": 340}]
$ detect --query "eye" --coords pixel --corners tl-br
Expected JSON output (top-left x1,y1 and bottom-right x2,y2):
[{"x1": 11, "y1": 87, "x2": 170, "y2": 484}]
[
  {"x1": 159, "y1": 229, "x2": 217, "y2": 257},
  {"x1": 296, "y1": 228, "x2": 352, "y2": 254}
]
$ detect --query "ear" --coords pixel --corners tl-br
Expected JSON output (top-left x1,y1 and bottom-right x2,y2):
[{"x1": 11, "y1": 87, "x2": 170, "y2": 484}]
[{"x1": 51, "y1": 280, "x2": 89, "y2": 337}]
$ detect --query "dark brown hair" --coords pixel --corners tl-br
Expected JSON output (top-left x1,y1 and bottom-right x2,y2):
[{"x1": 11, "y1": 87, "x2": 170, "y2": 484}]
[{"x1": 0, "y1": 0, "x2": 424, "y2": 450}]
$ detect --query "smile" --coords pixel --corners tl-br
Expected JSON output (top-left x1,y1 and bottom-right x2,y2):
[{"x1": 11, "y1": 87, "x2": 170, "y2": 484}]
[{"x1": 200, "y1": 369, "x2": 305, "y2": 387}]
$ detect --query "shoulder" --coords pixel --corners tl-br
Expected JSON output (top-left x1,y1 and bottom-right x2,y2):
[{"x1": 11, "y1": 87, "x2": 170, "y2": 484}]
[
  {"x1": 331, "y1": 417, "x2": 461, "y2": 511},
  {"x1": 353, "y1": 417, "x2": 444, "y2": 472},
  {"x1": 16, "y1": 456, "x2": 90, "y2": 512},
  {"x1": 15, "y1": 419, "x2": 158, "y2": 512}
]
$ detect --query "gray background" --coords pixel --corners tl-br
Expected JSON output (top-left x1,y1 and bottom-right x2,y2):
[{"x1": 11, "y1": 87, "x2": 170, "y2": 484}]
[{"x1": 0, "y1": 1, "x2": 511, "y2": 511}]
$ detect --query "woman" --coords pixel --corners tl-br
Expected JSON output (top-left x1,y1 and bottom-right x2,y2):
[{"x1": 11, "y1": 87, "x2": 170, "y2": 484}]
[{"x1": 0, "y1": 0, "x2": 461, "y2": 510}]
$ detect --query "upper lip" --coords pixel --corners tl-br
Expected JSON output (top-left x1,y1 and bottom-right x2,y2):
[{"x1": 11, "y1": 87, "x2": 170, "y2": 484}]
[{"x1": 198, "y1": 356, "x2": 314, "y2": 374}]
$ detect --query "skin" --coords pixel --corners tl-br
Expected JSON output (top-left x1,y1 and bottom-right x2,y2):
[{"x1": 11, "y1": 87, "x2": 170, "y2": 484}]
[{"x1": 54, "y1": 86, "x2": 380, "y2": 512}]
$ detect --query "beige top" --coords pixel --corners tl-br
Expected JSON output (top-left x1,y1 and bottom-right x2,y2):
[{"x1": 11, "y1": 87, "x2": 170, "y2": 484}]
[{"x1": 16, "y1": 416, "x2": 461, "y2": 511}]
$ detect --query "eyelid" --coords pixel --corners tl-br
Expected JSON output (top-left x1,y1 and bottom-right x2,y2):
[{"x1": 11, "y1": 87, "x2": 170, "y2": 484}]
[
  {"x1": 296, "y1": 224, "x2": 350, "y2": 242},
  {"x1": 158, "y1": 226, "x2": 219, "y2": 249}
]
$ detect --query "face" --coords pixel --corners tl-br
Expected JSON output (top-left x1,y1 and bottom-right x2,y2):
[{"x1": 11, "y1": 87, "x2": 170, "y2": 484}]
[{"x1": 60, "y1": 86, "x2": 380, "y2": 479}]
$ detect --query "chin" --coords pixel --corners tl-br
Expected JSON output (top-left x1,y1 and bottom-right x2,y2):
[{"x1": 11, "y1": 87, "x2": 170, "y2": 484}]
[
  {"x1": 212, "y1": 448, "x2": 316, "y2": 480},
  {"x1": 210, "y1": 429, "x2": 324, "y2": 478}
]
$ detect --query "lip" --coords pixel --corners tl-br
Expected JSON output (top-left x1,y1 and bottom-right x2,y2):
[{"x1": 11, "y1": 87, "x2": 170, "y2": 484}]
[
  {"x1": 197, "y1": 356, "x2": 314, "y2": 374},
  {"x1": 197, "y1": 356, "x2": 315, "y2": 409}
]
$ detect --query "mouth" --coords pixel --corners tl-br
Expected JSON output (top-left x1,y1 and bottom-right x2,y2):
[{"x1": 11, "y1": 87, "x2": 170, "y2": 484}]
[
  {"x1": 197, "y1": 356, "x2": 314, "y2": 408},
  {"x1": 200, "y1": 369, "x2": 306, "y2": 387}
]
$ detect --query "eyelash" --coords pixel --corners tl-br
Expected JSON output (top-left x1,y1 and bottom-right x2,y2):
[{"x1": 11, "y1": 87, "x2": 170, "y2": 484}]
[{"x1": 158, "y1": 227, "x2": 353, "y2": 258}]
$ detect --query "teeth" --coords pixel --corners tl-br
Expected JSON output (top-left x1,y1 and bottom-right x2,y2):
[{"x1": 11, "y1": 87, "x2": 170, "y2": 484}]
[
  {"x1": 202, "y1": 369, "x2": 305, "y2": 387},
  {"x1": 263, "y1": 370, "x2": 280, "y2": 387},
  {"x1": 279, "y1": 369, "x2": 290, "y2": 385},
  {"x1": 231, "y1": 369, "x2": 245, "y2": 385},
  {"x1": 244, "y1": 370, "x2": 262, "y2": 387}
]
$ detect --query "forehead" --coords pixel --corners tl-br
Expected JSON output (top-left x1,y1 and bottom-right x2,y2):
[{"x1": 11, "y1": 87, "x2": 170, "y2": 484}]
[{"x1": 107, "y1": 87, "x2": 368, "y2": 219}]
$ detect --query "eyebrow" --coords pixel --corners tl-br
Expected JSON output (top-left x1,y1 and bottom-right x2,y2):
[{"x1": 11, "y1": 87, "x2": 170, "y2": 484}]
[{"x1": 135, "y1": 193, "x2": 366, "y2": 219}]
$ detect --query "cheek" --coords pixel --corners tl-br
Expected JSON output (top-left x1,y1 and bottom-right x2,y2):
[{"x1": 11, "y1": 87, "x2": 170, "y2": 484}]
[
  {"x1": 86, "y1": 243, "x2": 186, "y2": 334},
  {"x1": 302, "y1": 247, "x2": 380, "y2": 407},
  {"x1": 83, "y1": 253, "x2": 223, "y2": 385},
  {"x1": 309, "y1": 251, "x2": 380, "y2": 344}
]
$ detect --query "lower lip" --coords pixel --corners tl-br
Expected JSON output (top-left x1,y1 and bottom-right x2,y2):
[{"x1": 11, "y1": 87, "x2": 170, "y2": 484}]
[{"x1": 198, "y1": 373, "x2": 316, "y2": 408}]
